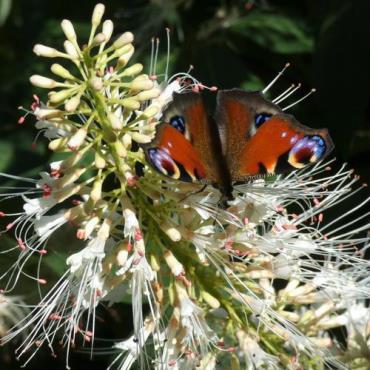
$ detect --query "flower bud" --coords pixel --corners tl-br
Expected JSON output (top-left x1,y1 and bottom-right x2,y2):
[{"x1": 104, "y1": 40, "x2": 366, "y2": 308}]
[
  {"x1": 102, "y1": 20, "x2": 114, "y2": 42},
  {"x1": 120, "y1": 98, "x2": 140, "y2": 110},
  {"x1": 135, "y1": 88, "x2": 161, "y2": 101},
  {"x1": 117, "y1": 47, "x2": 135, "y2": 68},
  {"x1": 98, "y1": 218, "x2": 112, "y2": 240},
  {"x1": 94, "y1": 152, "x2": 106, "y2": 169},
  {"x1": 49, "y1": 137, "x2": 69, "y2": 152},
  {"x1": 113, "y1": 32, "x2": 134, "y2": 49},
  {"x1": 30, "y1": 75, "x2": 57, "y2": 89},
  {"x1": 67, "y1": 128, "x2": 88, "y2": 150},
  {"x1": 141, "y1": 105, "x2": 159, "y2": 118},
  {"x1": 51, "y1": 63, "x2": 75, "y2": 80},
  {"x1": 108, "y1": 112, "x2": 123, "y2": 130},
  {"x1": 90, "y1": 77, "x2": 103, "y2": 91},
  {"x1": 114, "y1": 140, "x2": 127, "y2": 158},
  {"x1": 35, "y1": 107, "x2": 63, "y2": 120},
  {"x1": 130, "y1": 78, "x2": 154, "y2": 91},
  {"x1": 161, "y1": 222, "x2": 181, "y2": 242},
  {"x1": 201, "y1": 291, "x2": 221, "y2": 309},
  {"x1": 122, "y1": 133, "x2": 132, "y2": 148},
  {"x1": 64, "y1": 41, "x2": 79, "y2": 60},
  {"x1": 33, "y1": 44, "x2": 59, "y2": 58},
  {"x1": 92, "y1": 33, "x2": 106, "y2": 46},
  {"x1": 92, "y1": 3, "x2": 105, "y2": 27},
  {"x1": 116, "y1": 248, "x2": 128, "y2": 266},
  {"x1": 90, "y1": 178, "x2": 103, "y2": 202},
  {"x1": 131, "y1": 132, "x2": 152, "y2": 144},
  {"x1": 121, "y1": 63, "x2": 143, "y2": 77},
  {"x1": 164, "y1": 250, "x2": 184, "y2": 276},
  {"x1": 61, "y1": 19, "x2": 77, "y2": 42},
  {"x1": 49, "y1": 89, "x2": 73, "y2": 104},
  {"x1": 65, "y1": 95, "x2": 81, "y2": 112}
]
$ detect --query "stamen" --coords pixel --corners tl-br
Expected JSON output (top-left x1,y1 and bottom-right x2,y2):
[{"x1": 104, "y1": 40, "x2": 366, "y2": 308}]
[
  {"x1": 274, "y1": 83, "x2": 302, "y2": 105},
  {"x1": 272, "y1": 83, "x2": 296, "y2": 103},
  {"x1": 165, "y1": 27, "x2": 170, "y2": 82},
  {"x1": 282, "y1": 88, "x2": 316, "y2": 111},
  {"x1": 262, "y1": 62, "x2": 290, "y2": 94}
]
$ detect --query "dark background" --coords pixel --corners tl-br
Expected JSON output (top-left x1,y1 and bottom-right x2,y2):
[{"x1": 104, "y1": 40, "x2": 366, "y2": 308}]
[{"x1": 0, "y1": 0, "x2": 369, "y2": 369}]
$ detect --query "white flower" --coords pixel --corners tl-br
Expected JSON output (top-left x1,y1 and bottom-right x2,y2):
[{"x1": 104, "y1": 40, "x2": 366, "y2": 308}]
[{"x1": 237, "y1": 331, "x2": 279, "y2": 369}]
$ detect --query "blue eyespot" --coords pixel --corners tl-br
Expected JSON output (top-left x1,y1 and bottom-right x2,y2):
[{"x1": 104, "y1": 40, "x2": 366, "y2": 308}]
[
  {"x1": 290, "y1": 135, "x2": 327, "y2": 165},
  {"x1": 255, "y1": 113, "x2": 272, "y2": 127},
  {"x1": 169, "y1": 115, "x2": 185, "y2": 134}
]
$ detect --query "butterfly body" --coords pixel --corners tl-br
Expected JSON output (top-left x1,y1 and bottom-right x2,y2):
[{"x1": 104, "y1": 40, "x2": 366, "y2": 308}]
[{"x1": 143, "y1": 89, "x2": 333, "y2": 200}]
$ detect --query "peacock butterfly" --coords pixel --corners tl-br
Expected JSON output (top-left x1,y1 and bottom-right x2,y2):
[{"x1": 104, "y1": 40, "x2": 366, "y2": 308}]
[{"x1": 143, "y1": 89, "x2": 334, "y2": 202}]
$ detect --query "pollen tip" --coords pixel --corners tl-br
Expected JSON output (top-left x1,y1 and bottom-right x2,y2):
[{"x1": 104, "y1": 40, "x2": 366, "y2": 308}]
[{"x1": 37, "y1": 278, "x2": 47, "y2": 285}]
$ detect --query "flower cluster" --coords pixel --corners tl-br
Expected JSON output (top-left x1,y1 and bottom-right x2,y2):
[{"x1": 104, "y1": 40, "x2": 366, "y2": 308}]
[{"x1": 0, "y1": 3, "x2": 369, "y2": 370}]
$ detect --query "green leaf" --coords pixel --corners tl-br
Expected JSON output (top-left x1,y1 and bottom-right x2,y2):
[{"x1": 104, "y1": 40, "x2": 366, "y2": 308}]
[
  {"x1": 229, "y1": 12, "x2": 313, "y2": 54},
  {"x1": 0, "y1": 0, "x2": 11, "y2": 26},
  {"x1": 0, "y1": 140, "x2": 13, "y2": 171}
]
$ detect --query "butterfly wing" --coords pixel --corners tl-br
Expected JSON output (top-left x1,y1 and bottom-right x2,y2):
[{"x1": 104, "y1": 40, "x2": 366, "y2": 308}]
[
  {"x1": 143, "y1": 92, "x2": 226, "y2": 185},
  {"x1": 215, "y1": 89, "x2": 334, "y2": 181}
]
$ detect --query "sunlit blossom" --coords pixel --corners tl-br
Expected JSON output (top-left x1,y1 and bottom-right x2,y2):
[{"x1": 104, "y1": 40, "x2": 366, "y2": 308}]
[{"x1": 0, "y1": 3, "x2": 369, "y2": 370}]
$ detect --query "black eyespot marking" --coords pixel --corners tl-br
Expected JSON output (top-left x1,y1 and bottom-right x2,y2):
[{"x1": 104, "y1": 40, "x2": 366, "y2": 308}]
[
  {"x1": 255, "y1": 112, "x2": 272, "y2": 128},
  {"x1": 169, "y1": 115, "x2": 185, "y2": 134}
]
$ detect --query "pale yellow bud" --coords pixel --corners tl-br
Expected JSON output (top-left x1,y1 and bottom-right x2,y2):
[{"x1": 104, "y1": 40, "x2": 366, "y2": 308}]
[
  {"x1": 49, "y1": 89, "x2": 73, "y2": 104},
  {"x1": 117, "y1": 46, "x2": 135, "y2": 68},
  {"x1": 92, "y1": 3, "x2": 105, "y2": 27},
  {"x1": 102, "y1": 20, "x2": 114, "y2": 42},
  {"x1": 49, "y1": 137, "x2": 69, "y2": 152},
  {"x1": 64, "y1": 40, "x2": 79, "y2": 60},
  {"x1": 201, "y1": 291, "x2": 220, "y2": 309},
  {"x1": 161, "y1": 223, "x2": 181, "y2": 242},
  {"x1": 91, "y1": 178, "x2": 103, "y2": 202},
  {"x1": 51, "y1": 63, "x2": 75, "y2": 80},
  {"x1": 92, "y1": 33, "x2": 106, "y2": 46},
  {"x1": 61, "y1": 19, "x2": 77, "y2": 42},
  {"x1": 90, "y1": 77, "x2": 103, "y2": 91},
  {"x1": 35, "y1": 108, "x2": 63, "y2": 120},
  {"x1": 120, "y1": 98, "x2": 140, "y2": 110},
  {"x1": 164, "y1": 250, "x2": 184, "y2": 276},
  {"x1": 131, "y1": 132, "x2": 152, "y2": 144},
  {"x1": 114, "y1": 140, "x2": 127, "y2": 157},
  {"x1": 65, "y1": 95, "x2": 81, "y2": 112},
  {"x1": 150, "y1": 254, "x2": 161, "y2": 271},
  {"x1": 121, "y1": 63, "x2": 143, "y2": 77},
  {"x1": 116, "y1": 249, "x2": 128, "y2": 266},
  {"x1": 108, "y1": 112, "x2": 123, "y2": 130},
  {"x1": 113, "y1": 32, "x2": 134, "y2": 49},
  {"x1": 135, "y1": 88, "x2": 161, "y2": 101},
  {"x1": 30, "y1": 75, "x2": 57, "y2": 89},
  {"x1": 94, "y1": 152, "x2": 106, "y2": 169},
  {"x1": 98, "y1": 218, "x2": 112, "y2": 240},
  {"x1": 122, "y1": 133, "x2": 132, "y2": 148},
  {"x1": 33, "y1": 44, "x2": 59, "y2": 58},
  {"x1": 130, "y1": 78, "x2": 154, "y2": 91},
  {"x1": 67, "y1": 127, "x2": 88, "y2": 150},
  {"x1": 141, "y1": 105, "x2": 159, "y2": 118}
]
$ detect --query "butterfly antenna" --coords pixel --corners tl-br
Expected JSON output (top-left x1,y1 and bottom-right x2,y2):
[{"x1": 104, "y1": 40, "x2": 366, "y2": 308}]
[
  {"x1": 149, "y1": 37, "x2": 155, "y2": 77},
  {"x1": 282, "y1": 88, "x2": 316, "y2": 111},
  {"x1": 274, "y1": 83, "x2": 302, "y2": 104},
  {"x1": 262, "y1": 62, "x2": 290, "y2": 94},
  {"x1": 165, "y1": 28, "x2": 170, "y2": 82}
]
